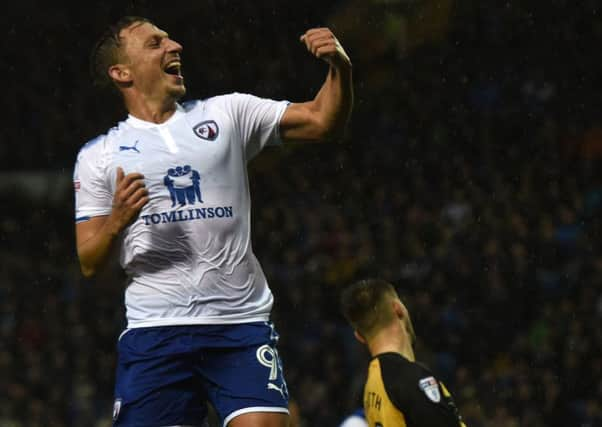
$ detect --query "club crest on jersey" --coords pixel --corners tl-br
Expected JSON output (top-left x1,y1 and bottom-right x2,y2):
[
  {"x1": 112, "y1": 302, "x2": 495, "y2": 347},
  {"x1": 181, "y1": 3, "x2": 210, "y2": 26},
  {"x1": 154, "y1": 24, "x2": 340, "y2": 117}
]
[
  {"x1": 418, "y1": 376, "x2": 441, "y2": 403},
  {"x1": 163, "y1": 165, "x2": 203, "y2": 207},
  {"x1": 193, "y1": 120, "x2": 219, "y2": 141}
]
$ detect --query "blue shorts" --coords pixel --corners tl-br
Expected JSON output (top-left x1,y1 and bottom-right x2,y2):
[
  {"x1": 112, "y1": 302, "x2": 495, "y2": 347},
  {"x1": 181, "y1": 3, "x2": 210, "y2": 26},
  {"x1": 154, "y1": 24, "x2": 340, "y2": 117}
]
[{"x1": 112, "y1": 322, "x2": 289, "y2": 427}]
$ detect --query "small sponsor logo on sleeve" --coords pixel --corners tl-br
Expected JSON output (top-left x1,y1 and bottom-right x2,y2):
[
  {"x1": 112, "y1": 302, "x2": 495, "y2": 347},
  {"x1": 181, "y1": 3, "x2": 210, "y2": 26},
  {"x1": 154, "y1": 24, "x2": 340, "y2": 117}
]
[{"x1": 418, "y1": 376, "x2": 441, "y2": 403}]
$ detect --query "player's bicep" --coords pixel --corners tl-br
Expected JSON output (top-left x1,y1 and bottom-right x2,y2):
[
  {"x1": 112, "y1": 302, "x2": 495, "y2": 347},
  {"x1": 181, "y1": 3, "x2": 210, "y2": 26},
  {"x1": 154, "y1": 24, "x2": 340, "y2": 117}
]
[
  {"x1": 76, "y1": 216, "x2": 108, "y2": 255},
  {"x1": 279, "y1": 101, "x2": 326, "y2": 142}
]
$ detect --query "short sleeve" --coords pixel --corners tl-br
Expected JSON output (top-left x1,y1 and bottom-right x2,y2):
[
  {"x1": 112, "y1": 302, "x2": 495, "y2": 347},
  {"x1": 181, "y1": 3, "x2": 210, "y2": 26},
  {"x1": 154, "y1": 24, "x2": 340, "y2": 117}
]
[
  {"x1": 226, "y1": 93, "x2": 289, "y2": 161},
  {"x1": 73, "y1": 137, "x2": 113, "y2": 222}
]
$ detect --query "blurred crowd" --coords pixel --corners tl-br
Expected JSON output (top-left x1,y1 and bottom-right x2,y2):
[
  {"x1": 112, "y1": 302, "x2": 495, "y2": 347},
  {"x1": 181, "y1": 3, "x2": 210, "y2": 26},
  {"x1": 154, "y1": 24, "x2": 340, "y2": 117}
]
[{"x1": 2, "y1": 1, "x2": 602, "y2": 426}]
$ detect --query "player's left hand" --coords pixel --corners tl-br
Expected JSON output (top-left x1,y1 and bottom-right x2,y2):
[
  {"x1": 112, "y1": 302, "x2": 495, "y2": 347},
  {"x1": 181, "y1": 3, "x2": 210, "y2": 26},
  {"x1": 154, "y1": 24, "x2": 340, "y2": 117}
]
[{"x1": 300, "y1": 28, "x2": 351, "y2": 69}]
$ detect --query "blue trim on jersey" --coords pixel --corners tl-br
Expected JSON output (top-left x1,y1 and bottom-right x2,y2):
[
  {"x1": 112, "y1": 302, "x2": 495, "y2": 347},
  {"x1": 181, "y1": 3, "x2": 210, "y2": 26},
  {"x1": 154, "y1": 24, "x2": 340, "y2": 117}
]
[
  {"x1": 75, "y1": 216, "x2": 91, "y2": 223},
  {"x1": 181, "y1": 99, "x2": 199, "y2": 112}
]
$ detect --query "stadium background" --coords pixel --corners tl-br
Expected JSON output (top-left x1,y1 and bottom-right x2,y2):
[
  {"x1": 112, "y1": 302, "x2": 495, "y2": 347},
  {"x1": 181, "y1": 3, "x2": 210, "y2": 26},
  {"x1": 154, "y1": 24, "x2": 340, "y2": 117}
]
[{"x1": 2, "y1": 0, "x2": 602, "y2": 425}]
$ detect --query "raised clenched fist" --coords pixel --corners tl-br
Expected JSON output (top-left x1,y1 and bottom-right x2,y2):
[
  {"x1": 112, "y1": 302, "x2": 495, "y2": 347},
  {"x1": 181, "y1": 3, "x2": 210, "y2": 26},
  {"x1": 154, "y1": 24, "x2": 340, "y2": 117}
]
[{"x1": 300, "y1": 28, "x2": 351, "y2": 69}]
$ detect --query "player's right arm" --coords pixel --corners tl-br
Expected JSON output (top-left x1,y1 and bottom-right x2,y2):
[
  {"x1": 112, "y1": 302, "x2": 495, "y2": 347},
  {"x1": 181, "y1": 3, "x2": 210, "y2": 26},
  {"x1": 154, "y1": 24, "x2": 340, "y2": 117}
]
[{"x1": 76, "y1": 167, "x2": 148, "y2": 277}]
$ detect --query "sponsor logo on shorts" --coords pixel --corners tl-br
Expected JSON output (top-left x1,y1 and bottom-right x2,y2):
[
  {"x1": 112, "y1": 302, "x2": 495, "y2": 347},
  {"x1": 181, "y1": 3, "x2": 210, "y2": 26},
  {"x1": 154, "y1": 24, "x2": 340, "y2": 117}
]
[{"x1": 267, "y1": 382, "x2": 288, "y2": 400}]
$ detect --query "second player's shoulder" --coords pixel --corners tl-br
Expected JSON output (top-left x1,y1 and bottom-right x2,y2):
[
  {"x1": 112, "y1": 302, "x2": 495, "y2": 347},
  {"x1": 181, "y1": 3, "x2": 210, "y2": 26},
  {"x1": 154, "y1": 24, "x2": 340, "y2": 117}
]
[
  {"x1": 375, "y1": 352, "x2": 422, "y2": 377},
  {"x1": 376, "y1": 353, "x2": 439, "y2": 402},
  {"x1": 376, "y1": 353, "x2": 464, "y2": 426}
]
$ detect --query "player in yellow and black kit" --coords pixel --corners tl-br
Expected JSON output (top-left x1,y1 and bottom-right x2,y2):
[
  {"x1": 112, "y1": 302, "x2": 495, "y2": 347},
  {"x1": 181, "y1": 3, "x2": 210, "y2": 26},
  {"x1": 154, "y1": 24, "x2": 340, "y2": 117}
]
[{"x1": 341, "y1": 279, "x2": 466, "y2": 427}]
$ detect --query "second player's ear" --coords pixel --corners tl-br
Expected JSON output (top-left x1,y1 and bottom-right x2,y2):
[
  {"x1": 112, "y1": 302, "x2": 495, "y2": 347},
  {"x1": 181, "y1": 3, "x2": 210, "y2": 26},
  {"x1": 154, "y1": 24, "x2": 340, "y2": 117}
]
[
  {"x1": 354, "y1": 330, "x2": 367, "y2": 345},
  {"x1": 392, "y1": 299, "x2": 405, "y2": 319},
  {"x1": 109, "y1": 64, "x2": 132, "y2": 84}
]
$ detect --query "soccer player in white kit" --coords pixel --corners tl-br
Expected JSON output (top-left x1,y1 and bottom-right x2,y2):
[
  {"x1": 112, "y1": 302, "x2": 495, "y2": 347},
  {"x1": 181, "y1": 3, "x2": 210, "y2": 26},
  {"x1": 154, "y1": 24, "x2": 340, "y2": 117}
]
[{"x1": 74, "y1": 16, "x2": 352, "y2": 427}]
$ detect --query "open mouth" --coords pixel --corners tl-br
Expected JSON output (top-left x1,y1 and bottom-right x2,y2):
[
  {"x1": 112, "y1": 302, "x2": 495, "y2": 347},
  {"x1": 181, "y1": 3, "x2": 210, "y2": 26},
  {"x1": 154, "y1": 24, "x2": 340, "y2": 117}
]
[{"x1": 164, "y1": 60, "x2": 183, "y2": 78}]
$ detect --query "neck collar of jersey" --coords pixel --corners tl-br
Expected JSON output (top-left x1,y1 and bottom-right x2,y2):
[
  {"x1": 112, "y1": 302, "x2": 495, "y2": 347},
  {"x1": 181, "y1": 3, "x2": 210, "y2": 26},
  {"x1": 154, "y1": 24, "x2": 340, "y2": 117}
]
[{"x1": 126, "y1": 103, "x2": 185, "y2": 129}]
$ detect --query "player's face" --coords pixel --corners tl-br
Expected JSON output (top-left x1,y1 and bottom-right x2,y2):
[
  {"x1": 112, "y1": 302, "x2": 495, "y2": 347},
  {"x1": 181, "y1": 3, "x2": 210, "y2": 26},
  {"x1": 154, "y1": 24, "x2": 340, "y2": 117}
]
[{"x1": 119, "y1": 22, "x2": 186, "y2": 101}]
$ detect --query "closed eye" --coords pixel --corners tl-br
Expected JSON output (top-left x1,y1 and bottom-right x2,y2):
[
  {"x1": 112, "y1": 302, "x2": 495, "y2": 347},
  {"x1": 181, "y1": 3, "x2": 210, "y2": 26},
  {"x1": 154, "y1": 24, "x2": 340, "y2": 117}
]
[{"x1": 146, "y1": 35, "x2": 164, "y2": 48}]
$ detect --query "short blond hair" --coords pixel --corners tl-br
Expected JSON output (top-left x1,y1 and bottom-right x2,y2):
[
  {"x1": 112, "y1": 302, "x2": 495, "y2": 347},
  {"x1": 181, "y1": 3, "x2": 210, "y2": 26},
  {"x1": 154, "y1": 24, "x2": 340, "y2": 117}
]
[{"x1": 340, "y1": 279, "x2": 398, "y2": 340}]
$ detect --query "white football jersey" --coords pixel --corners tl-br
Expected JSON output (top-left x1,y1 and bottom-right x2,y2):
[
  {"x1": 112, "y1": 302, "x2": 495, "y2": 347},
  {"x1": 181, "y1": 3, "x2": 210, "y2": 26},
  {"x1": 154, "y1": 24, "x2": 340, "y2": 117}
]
[{"x1": 74, "y1": 93, "x2": 289, "y2": 328}]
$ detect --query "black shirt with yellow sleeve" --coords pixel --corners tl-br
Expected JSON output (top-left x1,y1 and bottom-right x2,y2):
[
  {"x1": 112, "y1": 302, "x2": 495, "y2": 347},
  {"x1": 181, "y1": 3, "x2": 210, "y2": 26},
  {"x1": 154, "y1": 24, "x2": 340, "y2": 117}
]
[{"x1": 363, "y1": 352, "x2": 466, "y2": 427}]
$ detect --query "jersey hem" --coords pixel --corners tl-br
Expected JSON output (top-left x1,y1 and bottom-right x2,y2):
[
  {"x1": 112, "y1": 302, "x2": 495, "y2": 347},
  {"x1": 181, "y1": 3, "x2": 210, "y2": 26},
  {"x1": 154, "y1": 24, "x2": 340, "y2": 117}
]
[{"x1": 126, "y1": 315, "x2": 271, "y2": 329}]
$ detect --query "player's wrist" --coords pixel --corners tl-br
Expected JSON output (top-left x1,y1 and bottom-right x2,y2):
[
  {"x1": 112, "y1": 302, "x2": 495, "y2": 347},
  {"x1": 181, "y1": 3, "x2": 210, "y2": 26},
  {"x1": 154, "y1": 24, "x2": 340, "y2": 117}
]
[
  {"x1": 105, "y1": 214, "x2": 124, "y2": 237},
  {"x1": 328, "y1": 61, "x2": 353, "y2": 83},
  {"x1": 330, "y1": 62, "x2": 353, "y2": 75}
]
